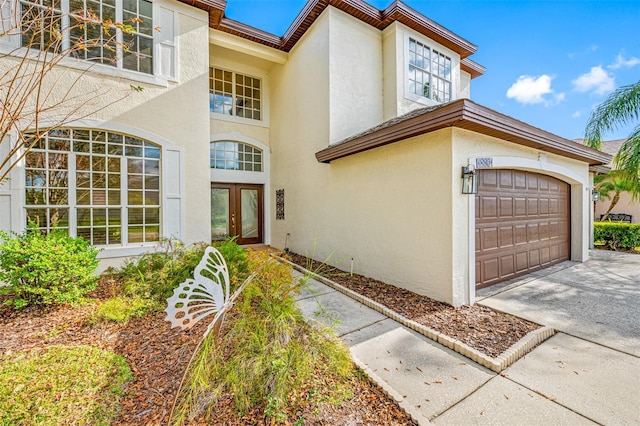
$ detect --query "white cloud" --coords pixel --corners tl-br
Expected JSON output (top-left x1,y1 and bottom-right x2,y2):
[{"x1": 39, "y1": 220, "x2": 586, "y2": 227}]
[
  {"x1": 568, "y1": 45, "x2": 598, "y2": 59},
  {"x1": 571, "y1": 110, "x2": 582, "y2": 118},
  {"x1": 572, "y1": 66, "x2": 615, "y2": 95},
  {"x1": 506, "y1": 75, "x2": 555, "y2": 105},
  {"x1": 608, "y1": 54, "x2": 640, "y2": 70}
]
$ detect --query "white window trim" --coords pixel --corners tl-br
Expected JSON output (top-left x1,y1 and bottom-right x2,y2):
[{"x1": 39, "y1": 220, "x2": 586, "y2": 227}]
[
  {"x1": 10, "y1": 119, "x2": 185, "y2": 258},
  {"x1": 209, "y1": 67, "x2": 268, "y2": 127},
  {"x1": 0, "y1": 0, "x2": 178, "y2": 87},
  {"x1": 403, "y1": 33, "x2": 457, "y2": 107},
  {"x1": 155, "y1": 3, "x2": 178, "y2": 82}
]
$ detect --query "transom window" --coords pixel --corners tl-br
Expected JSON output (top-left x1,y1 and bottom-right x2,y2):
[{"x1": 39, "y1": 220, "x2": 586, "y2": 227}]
[
  {"x1": 19, "y1": 0, "x2": 154, "y2": 74},
  {"x1": 408, "y1": 38, "x2": 452, "y2": 103},
  {"x1": 209, "y1": 68, "x2": 262, "y2": 121},
  {"x1": 210, "y1": 141, "x2": 262, "y2": 172},
  {"x1": 24, "y1": 128, "x2": 161, "y2": 245}
]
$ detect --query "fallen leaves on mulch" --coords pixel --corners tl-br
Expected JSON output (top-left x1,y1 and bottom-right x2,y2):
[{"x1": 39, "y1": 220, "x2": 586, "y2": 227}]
[
  {"x1": 0, "y1": 277, "x2": 416, "y2": 425},
  {"x1": 285, "y1": 253, "x2": 540, "y2": 358}
]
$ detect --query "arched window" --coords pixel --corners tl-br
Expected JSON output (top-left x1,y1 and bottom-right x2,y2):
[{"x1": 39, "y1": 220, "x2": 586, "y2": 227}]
[
  {"x1": 24, "y1": 128, "x2": 161, "y2": 245},
  {"x1": 210, "y1": 141, "x2": 262, "y2": 172}
]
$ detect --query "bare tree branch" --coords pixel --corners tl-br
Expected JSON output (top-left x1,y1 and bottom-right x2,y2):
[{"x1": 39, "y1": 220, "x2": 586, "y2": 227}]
[{"x1": 0, "y1": 0, "x2": 142, "y2": 184}]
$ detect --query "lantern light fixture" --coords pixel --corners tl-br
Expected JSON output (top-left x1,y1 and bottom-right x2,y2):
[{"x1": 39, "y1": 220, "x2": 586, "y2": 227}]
[{"x1": 462, "y1": 164, "x2": 478, "y2": 194}]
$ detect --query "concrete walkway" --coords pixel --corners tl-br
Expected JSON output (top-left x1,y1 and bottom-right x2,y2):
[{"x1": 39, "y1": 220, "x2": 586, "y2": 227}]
[{"x1": 294, "y1": 254, "x2": 640, "y2": 424}]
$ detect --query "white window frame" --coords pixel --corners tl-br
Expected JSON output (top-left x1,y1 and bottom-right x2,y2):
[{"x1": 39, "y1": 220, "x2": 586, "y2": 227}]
[
  {"x1": 4, "y1": 120, "x2": 185, "y2": 259},
  {"x1": 210, "y1": 67, "x2": 263, "y2": 123},
  {"x1": 210, "y1": 140, "x2": 263, "y2": 172},
  {"x1": 403, "y1": 33, "x2": 455, "y2": 106},
  {"x1": 23, "y1": 128, "x2": 162, "y2": 247},
  {"x1": 0, "y1": 0, "x2": 178, "y2": 86}
]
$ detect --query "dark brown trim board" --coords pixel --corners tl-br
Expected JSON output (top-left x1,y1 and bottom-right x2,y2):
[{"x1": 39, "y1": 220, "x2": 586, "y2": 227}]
[
  {"x1": 315, "y1": 99, "x2": 612, "y2": 166},
  {"x1": 181, "y1": 0, "x2": 485, "y2": 77}
]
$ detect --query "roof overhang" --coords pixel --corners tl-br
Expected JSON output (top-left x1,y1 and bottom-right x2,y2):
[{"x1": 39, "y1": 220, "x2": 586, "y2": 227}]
[
  {"x1": 589, "y1": 165, "x2": 612, "y2": 174},
  {"x1": 315, "y1": 99, "x2": 612, "y2": 166},
  {"x1": 180, "y1": 0, "x2": 485, "y2": 78}
]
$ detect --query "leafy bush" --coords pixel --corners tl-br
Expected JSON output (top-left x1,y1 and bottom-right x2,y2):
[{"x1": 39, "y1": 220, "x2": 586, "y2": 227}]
[
  {"x1": 594, "y1": 222, "x2": 640, "y2": 250},
  {"x1": 95, "y1": 296, "x2": 157, "y2": 322},
  {"x1": 0, "y1": 229, "x2": 99, "y2": 307},
  {"x1": 111, "y1": 238, "x2": 249, "y2": 305}
]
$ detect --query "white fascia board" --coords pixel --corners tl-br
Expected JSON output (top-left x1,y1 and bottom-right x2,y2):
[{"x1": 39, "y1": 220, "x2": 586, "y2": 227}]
[{"x1": 209, "y1": 29, "x2": 288, "y2": 65}]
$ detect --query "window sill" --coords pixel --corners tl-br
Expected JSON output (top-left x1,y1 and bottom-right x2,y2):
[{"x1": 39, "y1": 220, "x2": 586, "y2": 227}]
[
  {"x1": 210, "y1": 112, "x2": 269, "y2": 128},
  {"x1": 404, "y1": 92, "x2": 447, "y2": 107},
  {"x1": 0, "y1": 43, "x2": 175, "y2": 88},
  {"x1": 97, "y1": 244, "x2": 161, "y2": 259}
]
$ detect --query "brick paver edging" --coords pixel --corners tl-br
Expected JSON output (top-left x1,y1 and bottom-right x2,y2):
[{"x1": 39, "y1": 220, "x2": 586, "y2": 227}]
[{"x1": 279, "y1": 257, "x2": 555, "y2": 373}]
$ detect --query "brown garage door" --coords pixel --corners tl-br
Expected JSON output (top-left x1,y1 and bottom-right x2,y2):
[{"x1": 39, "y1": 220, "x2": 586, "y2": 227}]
[{"x1": 475, "y1": 169, "x2": 570, "y2": 289}]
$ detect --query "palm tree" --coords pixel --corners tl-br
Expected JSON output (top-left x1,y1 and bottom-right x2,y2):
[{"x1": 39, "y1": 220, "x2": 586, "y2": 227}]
[
  {"x1": 584, "y1": 81, "x2": 640, "y2": 199},
  {"x1": 594, "y1": 171, "x2": 635, "y2": 221}
]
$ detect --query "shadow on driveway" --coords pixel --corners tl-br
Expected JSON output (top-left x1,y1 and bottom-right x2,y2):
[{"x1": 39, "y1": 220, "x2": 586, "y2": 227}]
[{"x1": 478, "y1": 250, "x2": 640, "y2": 357}]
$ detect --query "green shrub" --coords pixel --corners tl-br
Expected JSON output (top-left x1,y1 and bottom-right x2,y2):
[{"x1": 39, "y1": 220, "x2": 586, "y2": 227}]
[
  {"x1": 111, "y1": 238, "x2": 249, "y2": 305},
  {"x1": 213, "y1": 238, "x2": 249, "y2": 287},
  {"x1": 95, "y1": 296, "x2": 157, "y2": 322},
  {"x1": 0, "y1": 229, "x2": 99, "y2": 307},
  {"x1": 594, "y1": 222, "x2": 640, "y2": 250}
]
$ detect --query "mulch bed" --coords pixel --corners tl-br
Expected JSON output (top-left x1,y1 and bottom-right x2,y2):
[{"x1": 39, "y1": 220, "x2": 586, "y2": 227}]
[
  {"x1": 285, "y1": 252, "x2": 540, "y2": 358},
  {"x1": 0, "y1": 277, "x2": 416, "y2": 425}
]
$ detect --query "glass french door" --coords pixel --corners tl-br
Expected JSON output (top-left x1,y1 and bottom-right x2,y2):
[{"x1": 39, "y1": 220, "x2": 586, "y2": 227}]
[{"x1": 211, "y1": 183, "x2": 263, "y2": 245}]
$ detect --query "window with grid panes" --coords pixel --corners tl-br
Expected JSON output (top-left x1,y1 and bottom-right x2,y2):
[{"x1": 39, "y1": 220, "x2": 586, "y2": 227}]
[
  {"x1": 210, "y1": 141, "x2": 262, "y2": 172},
  {"x1": 24, "y1": 129, "x2": 161, "y2": 245},
  {"x1": 408, "y1": 38, "x2": 451, "y2": 103},
  {"x1": 209, "y1": 68, "x2": 262, "y2": 120},
  {"x1": 19, "y1": 0, "x2": 154, "y2": 74}
]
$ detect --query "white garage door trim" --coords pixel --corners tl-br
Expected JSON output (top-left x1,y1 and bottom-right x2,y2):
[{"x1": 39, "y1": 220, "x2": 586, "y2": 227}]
[{"x1": 465, "y1": 155, "x2": 589, "y2": 305}]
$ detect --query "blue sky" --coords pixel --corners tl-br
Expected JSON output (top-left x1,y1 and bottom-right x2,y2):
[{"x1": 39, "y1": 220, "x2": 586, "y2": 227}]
[{"x1": 224, "y1": 0, "x2": 640, "y2": 141}]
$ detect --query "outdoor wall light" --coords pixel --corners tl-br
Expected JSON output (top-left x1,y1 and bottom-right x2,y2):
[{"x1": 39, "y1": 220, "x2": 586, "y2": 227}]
[
  {"x1": 462, "y1": 164, "x2": 478, "y2": 194},
  {"x1": 592, "y1": 188, "x2": 600, "y2": 202}
]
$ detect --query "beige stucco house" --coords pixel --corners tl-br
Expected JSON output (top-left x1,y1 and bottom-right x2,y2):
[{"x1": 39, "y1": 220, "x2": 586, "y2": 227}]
[{"x1": 0, "y1": 0, "x2": 610, "y2": 306}]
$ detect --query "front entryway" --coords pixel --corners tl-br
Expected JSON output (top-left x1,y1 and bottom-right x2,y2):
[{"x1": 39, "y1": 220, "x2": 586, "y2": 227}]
[{"x1": 211, "y1": 183, "x2": 263, "y2": 245}]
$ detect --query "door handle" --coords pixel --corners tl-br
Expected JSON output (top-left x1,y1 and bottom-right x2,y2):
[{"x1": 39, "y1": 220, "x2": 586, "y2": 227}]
[{"x1": 231, "y1": 213, "x2": 235, "y2": 228}]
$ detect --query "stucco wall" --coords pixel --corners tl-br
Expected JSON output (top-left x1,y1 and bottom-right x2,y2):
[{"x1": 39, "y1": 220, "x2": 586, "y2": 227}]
[
  {"x1": 595, "y1": 192, "x2": 640, "y2": 223},
  {"x1": 269, "y1": 9, "x2": 331, "y2": 250},
  {"x1": 0, "y1": 0, "x2": 211, "y2": 258},
  {"x1": 459, "y1": 70, "x2": 471, "y2": 99},
  {"x1": 328, "y1": 8, "x2": 384, "y2": 143}
]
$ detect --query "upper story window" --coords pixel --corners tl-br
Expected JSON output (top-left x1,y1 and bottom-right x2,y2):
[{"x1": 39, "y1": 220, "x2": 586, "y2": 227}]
[
  {"x1": 408, "y1": 38, "x2": 451, "y2": 103},
  {"x1": 18, "y1": 0, "x2": 155, "y2": 74},
  {"x1": 24, "y1": 128, "x2": 161, "y2": 245},
  {"x1": 209, "y1": 68, "x2": 262, "y2": 121},
  {"x1": 210, "y1": 141, "x2": 262, "y2": 172}
]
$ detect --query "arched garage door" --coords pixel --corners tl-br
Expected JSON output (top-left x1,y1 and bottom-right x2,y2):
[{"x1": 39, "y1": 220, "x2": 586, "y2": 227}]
[{"x1": 475, "y1": 169, "x2": 570, "y2": 288}]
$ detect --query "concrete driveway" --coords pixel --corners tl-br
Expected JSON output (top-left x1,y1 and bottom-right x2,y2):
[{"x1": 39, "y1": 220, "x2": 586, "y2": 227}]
[
  {"x1": 477, "y1": 249, "x2": 640, "y2": 357},
  {"x1": 441, "y1": 249, "x2": 640, "y2": 424}
]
